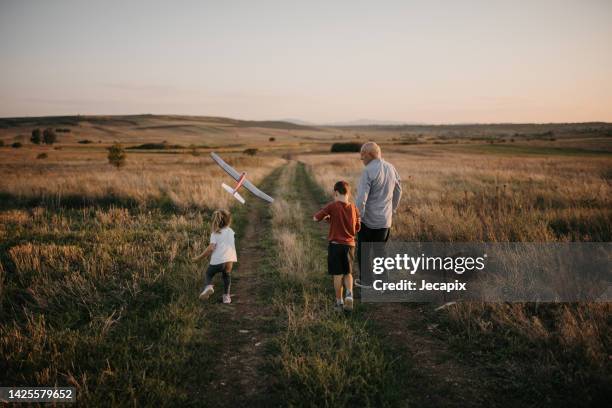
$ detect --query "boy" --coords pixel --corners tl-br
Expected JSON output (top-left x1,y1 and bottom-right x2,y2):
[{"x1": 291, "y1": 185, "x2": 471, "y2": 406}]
[{"x1": 313, "y1": 181, "x2": 361, "y2": 311}]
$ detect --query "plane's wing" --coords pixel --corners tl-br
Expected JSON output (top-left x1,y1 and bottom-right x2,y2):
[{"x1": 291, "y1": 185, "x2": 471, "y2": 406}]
[
  {"x1": 210, "y1": 152, "x2": 241, "y2": 181},
  {"x1": 210, "y1": 152, "x2": 275, "y2": 203},
  {"x1": 243, "y1": 179, "x2": 274, "y2": 203}
]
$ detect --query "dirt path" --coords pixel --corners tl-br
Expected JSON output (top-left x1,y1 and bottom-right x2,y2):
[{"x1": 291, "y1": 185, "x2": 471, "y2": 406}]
[
  {"x1": 365, "y1": 303, "x2": 498, "y2": 407},
  {"x1": 200, "y1": 168, "x2": 281, "y2": 407},
  {"x1": 296, "y1": 161, "x2": 501, "y2": 408}
]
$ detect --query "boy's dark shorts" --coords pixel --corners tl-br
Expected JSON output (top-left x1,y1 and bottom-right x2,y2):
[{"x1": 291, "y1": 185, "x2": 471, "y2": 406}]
[{"x1": 328, "y1": 242, "x2": 355, "y2": 276}]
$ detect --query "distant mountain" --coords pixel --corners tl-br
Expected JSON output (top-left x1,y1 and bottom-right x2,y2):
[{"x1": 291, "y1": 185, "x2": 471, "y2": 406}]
[
  {"x1": 278, "y1": 118, "x2": 316, "y2": 126},
  {"x1": 0, "y1": 114, "x2": 319, "y2": 131},
  {"x1": 279, "y1": 118, "x2": 425, "y2": 127}
]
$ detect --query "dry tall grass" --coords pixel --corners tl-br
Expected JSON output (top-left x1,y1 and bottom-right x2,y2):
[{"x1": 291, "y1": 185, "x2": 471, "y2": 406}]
[
  {"x1": 270, "y1": 162, "x2": 315, "y2": 283},
  {"x1": 1, "y1": 149, "x2": 284, "y2": 210},
  {"x1": 301, "y1": 150, "x2": 611, "y2": 242}
]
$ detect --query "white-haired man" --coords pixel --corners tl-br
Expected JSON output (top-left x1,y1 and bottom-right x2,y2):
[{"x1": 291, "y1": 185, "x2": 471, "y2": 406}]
[{"x1": 355, "y1": 142, "x2": 402, "y2": 287}]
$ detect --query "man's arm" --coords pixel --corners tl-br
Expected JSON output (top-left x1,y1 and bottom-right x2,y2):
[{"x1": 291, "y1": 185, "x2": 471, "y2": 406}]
[
  {"x1": 392, "y1": 165, "x2": 402, "y2": 213},
  {"x1": 354, "y1": 205, "x2": 361, "y2": 233},
  {"x1": 356, "y1": 170, "x2": 371, "y2": 218}
]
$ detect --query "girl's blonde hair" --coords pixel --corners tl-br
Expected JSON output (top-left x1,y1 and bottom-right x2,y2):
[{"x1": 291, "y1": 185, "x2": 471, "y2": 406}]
[{"x1": 211, "y1": 209, "x2": 232, "y2": 233}]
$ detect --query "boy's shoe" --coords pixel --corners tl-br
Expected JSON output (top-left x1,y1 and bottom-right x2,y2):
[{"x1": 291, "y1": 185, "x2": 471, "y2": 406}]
[
  {"x1": 222, "y1": 294, "x2": 232, "y2": 304},
  {"x1": 343, "y1": 294, "x2": 354, "y2": 311},
  {"x1": 199, "y1": 285, "x2": 214, "y2": 300}
]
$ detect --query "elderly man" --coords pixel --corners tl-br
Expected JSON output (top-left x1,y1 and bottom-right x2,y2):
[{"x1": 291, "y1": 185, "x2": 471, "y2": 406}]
[{"x1": 355, "y1": 142, "x2": 402, "y2": 287}]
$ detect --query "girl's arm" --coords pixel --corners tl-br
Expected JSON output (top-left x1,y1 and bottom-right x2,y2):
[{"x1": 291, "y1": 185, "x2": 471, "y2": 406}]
[{"x1": 192, "y1": 243, "x2": 216, "y2": 261}]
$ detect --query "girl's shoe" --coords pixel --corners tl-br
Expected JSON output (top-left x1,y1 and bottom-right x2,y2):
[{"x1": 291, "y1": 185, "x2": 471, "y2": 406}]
[
  {"x1": 199, "y1": 285, "x2": 214, "y2": 300},
  {"x1": 334, "y1": 300, "x2": 344, "y2": 313},
  {"x1": 222, "y1": 294, "x2": 232, "y2": 304}
]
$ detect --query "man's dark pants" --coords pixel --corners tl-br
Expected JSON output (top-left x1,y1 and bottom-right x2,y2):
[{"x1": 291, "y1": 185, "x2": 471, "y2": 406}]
[{"x1": 357, "y1": 224, "x2": 390, "y2": 285}]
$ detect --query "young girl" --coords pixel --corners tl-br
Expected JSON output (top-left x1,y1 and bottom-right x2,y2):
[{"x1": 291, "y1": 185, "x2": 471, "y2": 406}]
[{"x1": 192, "y1": 209, "x2": 237, "y2": 304}]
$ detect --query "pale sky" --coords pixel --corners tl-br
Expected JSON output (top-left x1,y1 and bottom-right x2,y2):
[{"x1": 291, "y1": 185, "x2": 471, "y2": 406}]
[{"x1": 1, "y1": 0, "x2": 611, "y2": 123}]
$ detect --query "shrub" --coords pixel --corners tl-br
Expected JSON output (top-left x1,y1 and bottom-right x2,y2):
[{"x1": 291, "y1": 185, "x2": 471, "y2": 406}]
[
  {"x1": 11, "y1": 142, "x2": 22, "y2": 148},
  {"x1": 108, "y1": 143, "x2": 127, "y2": 168},
  {"x1": 55, "y1": 128, "x2": 71, "y2": 133},
  {"x1": 43, "y1": 128, "x2": 57, "y2": 145},
  {"x1": 243, "y1": 148, "x2": 258, "y2": 156},
  {"x1": 78, "y1": 139, "x2": 93, "y2": 144},
  {"x1": 37, "y1": 153, "x2": 48, "y2": 159},
  {"x1": 189, "y1": 144, "x2": 200, "y2": 157},
  {"x1": 269, "y1": 137, "x2": 276, "y2": 142},
  {"x1": 330, "y1": 142, "x2": 361, "y2": 153},
  {"x1": 127, "y1": 142, "x2": 184, "y2": 150},
  {"x1": 31, "y1": 128, "x2": 42, "y2": 144},
  {"x1": 0, "y1": 140, "x2": 4, "y2": 147}
]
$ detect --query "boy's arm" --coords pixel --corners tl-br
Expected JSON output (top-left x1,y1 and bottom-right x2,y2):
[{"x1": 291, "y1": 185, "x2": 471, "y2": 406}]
[{"x1": 313, "y1": 203, "x2": 332, "y2": 222}]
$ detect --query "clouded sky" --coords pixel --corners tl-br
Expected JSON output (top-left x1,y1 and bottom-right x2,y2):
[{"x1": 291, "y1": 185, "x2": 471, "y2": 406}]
[{"x1": 1, "y1": 0, "x2": 611, "y2": 123}]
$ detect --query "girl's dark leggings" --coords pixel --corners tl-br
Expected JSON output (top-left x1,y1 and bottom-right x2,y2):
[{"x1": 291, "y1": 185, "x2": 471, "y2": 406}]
[{"x1": 204, "y1": 263, "x2": 232, "y2": 294}]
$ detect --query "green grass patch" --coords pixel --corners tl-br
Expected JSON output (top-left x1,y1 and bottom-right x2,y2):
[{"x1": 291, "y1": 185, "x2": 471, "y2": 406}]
[{"x1": 0, "y1": 206, "x2": 222, "y2": 405}]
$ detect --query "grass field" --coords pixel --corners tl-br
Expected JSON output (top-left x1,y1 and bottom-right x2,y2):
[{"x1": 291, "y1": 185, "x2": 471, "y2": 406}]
[
  {"x1": 1, "y1": 116, "x2": 610, "y2": 406},
  {"x1": 299, "y1": 150, "x2": 611, "y2": 406}
]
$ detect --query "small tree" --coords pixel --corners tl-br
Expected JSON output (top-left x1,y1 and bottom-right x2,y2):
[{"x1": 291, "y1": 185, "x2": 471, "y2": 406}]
[
  {"x1": 31, "y1": 128, "x2": 42, "y2": 144},
  {"x1": 243, "y1": 148, "x2": 258, "y2": 156},
  {"x1": 43, "y1": 128, "x2": 57, "y2": 145},
  {"x1": 189, "y1": 144, "x2": 200, "y2": 156},
  {"x1": 108, "y1": 143, "x2": 127, "y2": 168}
]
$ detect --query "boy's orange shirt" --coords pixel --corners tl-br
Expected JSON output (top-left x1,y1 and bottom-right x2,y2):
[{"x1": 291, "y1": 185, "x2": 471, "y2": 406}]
[{"x1": 314, "y1": 201, "x2": 361, "y2": 246}]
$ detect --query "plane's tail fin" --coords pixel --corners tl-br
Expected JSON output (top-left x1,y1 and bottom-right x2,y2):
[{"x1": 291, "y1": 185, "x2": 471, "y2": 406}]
[{"x1": 222, "y1": 183, "x2": 246, "y2": 204}]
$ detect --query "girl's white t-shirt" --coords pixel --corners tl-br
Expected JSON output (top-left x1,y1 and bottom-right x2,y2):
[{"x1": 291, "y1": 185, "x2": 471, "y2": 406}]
[{"x1": 210, "y1": 227, "x2": 238, "y2": 265}]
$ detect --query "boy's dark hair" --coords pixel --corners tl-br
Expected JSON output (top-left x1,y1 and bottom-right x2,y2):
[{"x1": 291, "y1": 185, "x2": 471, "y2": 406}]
[{"x1": 334, "y1": 181, "x2": 350, "y2": 195}]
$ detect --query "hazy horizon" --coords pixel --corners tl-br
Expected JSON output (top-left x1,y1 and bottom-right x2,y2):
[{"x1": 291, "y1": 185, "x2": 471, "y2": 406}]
[{"x1": 1, "y1": 0, "x2": 611, "y2": 123}]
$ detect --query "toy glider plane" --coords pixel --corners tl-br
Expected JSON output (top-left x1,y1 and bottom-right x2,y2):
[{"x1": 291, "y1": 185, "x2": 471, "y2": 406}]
[{"x1": 210, "y1": 152, "x2": 274, "y2": 204}]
